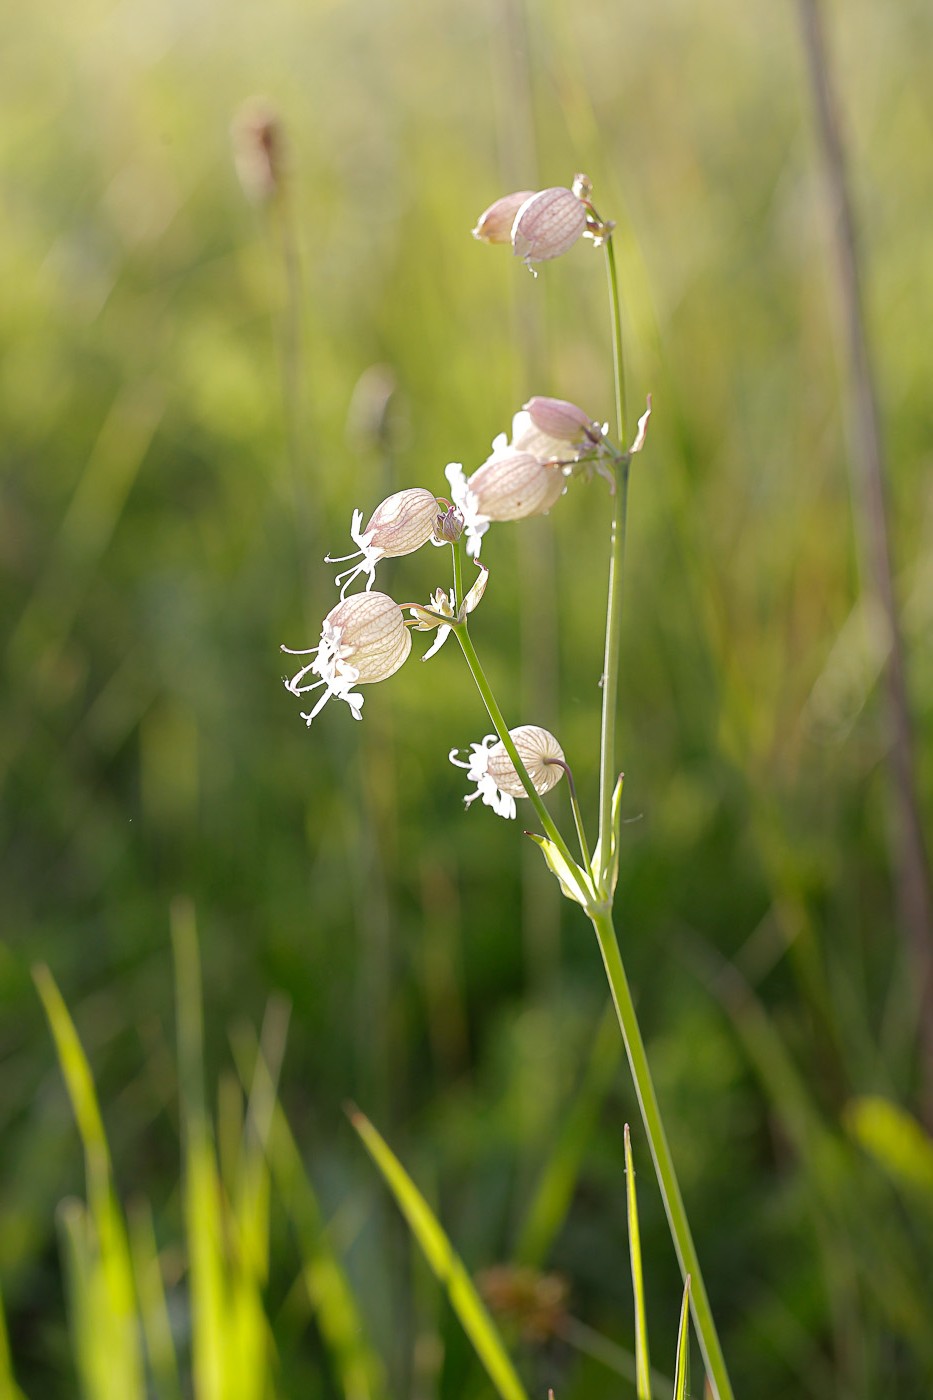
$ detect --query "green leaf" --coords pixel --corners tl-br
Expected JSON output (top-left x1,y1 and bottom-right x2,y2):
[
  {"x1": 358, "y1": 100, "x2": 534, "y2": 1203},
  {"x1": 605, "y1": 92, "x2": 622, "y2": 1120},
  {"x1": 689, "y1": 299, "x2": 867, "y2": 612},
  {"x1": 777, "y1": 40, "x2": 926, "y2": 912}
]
[
  {"x1": 34, "y1": 964, "x2": 145, "y2": 1400},
  {"x1": 526, "y1": 833, "x2": 590, "y2": 906},
  {"x1": 625, "y1": 1125, "x2": 652, "y2": 1400},
  {"x1": 0, "y1": 1277, "x2": 27, "y2": 1400},
  {"x1": 231, "y1": 1023, "x2": 386, "y2": 1400},
  {"x1": 350, "y1": 1108, "x2": 530, "y2": 1400},
  {"x1": 672, "y1": 1276, "x2": 691, "y2": 1400}
]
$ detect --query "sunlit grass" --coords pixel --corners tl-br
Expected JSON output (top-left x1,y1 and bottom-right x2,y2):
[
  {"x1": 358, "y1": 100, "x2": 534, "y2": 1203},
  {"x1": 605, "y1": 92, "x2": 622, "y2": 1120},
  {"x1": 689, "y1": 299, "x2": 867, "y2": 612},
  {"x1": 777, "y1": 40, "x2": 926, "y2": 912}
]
[{"x1": 2, "y1": 0, "x2": 933, "y2": 1393}]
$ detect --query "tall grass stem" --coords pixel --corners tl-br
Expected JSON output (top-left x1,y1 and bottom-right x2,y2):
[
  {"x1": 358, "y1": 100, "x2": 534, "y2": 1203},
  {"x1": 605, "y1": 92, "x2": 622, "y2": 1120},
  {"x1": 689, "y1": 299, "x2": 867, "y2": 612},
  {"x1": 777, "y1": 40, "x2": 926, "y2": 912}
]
[{"x1": 590, "y1": 910, "x2": 734, "y2": 1400}]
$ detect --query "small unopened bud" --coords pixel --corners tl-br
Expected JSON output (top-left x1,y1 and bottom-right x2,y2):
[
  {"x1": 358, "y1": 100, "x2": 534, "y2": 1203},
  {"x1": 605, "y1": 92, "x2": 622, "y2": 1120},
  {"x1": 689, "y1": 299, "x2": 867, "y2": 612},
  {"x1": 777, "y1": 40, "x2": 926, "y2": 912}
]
[
  {"x1": 523, "y1": 396, "x2": 603, "y2": 446},
  {"x1": 472, "y1": 190, "x2": 536, "y2": 244},
  {"x1": 487, "y1": 726, "x2": 565, "y2": 798},
  {"x1": 232, "y1": 97, "x2": 284, "y2": 204},
  {"x1": 434, "y1": 504, "x2": 465, "y2": 543},
  {"x1": 511, "y1": 188, "x2": 587, "y2": 265},
  {"x1": 468, "y1": 451, "x2": 565, "y2": 521}
]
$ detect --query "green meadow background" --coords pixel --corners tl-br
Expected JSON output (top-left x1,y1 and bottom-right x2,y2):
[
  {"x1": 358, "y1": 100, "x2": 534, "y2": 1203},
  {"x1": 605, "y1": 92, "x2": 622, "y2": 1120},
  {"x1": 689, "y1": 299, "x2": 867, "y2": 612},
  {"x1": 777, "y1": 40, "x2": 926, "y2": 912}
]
[{"x1": 2, "y1": 0, "x2": 933, "y2": 1394}]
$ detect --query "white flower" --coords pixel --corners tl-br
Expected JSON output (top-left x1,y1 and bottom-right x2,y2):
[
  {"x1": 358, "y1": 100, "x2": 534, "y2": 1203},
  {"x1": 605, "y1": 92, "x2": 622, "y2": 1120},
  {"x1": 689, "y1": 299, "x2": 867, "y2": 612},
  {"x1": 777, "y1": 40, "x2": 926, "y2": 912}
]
[
  {"x1": 445, "y1": 462, "x2": 490, "y2": 558},
  {"x1": 449, "y1": 725, "x2": 565, "y2": 820},
  {"x1": 449, "y1": 734, "x2": 517, "y2": 819},
  {"x1": 282, "y1": 591, "x2": 411, "y2": 725},
  {"x1": 325, "y1": 488, "x2": 439, "y2": 597}
]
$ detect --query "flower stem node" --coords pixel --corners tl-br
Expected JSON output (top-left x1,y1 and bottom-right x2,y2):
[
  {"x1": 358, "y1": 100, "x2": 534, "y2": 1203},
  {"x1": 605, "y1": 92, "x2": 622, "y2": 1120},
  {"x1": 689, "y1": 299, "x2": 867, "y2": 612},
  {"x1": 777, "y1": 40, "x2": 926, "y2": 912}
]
[
  {"x1": 449, "y1": 726, "x2": 565, "y2": 820},
  {"x1": 325, "y1": 488, "x2": 440, "y2": 596},
  {"x1": 408, "y1": 560, "x2": 489, "y2": 659},
  {"x1": 282, "y1": 591, "x2": 411, "y2": 724}
]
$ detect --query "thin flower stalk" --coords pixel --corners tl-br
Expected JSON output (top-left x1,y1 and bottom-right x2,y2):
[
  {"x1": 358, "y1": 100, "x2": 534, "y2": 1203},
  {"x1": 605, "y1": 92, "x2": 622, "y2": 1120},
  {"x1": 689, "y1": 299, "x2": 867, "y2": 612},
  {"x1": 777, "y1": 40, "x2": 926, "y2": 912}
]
[
  {"x1": 452, "y1": 622, "x2": 593, "y2": 906},
  {"x1": 590, "y1": 908, "x2": 733, "y2": 1400},
  {"x1": 590, "y1": 230, "x2": 735, "y2": 1400}
]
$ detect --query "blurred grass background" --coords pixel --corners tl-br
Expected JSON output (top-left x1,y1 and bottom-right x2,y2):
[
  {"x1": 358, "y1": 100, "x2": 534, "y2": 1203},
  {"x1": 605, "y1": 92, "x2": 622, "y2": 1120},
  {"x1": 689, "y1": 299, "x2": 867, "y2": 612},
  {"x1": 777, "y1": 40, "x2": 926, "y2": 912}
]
[{"x1": 2, "y1": 0, "x2": 933, "y2": 1394}]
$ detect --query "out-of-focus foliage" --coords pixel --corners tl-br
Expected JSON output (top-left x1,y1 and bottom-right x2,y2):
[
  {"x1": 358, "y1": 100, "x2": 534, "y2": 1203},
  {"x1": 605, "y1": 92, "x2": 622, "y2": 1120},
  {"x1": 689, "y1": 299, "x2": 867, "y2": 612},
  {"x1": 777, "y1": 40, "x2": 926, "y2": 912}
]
[{"x1": 1, "y1": 0, "x2": 932, "y2": 1394}]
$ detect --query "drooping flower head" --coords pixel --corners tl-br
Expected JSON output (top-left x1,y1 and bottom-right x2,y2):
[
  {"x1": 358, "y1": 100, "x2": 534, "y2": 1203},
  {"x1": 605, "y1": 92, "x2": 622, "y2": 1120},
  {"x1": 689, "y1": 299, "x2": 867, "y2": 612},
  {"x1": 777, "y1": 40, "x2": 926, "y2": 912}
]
[
  {"x1": 450, "y1": 726, "x2": 565, "y2": 820},
  {"x1": 325, "y1": 488, "x2": 440, "y2": 597},
  {"x1": 510, "y1": 187, "x2": 588, "y2": 266},
  {"x1": 445, "y1": 450, "x2": 565, "y2": 558},
  {"x1": 282, "y1": 591, "x2": 411, "y2": 724}
]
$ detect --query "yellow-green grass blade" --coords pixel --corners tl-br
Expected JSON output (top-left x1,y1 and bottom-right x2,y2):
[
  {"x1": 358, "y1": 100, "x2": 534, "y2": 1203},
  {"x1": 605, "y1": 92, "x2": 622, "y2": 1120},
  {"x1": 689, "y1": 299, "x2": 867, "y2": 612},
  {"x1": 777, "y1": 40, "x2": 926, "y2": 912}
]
[
  {"x1": 231, "y1": 1027, "x2": 385, "y2": 1400},
  {"x1": 350, "y1": 1108, "x2": 529, "y2": 1400},
  {"x1": 171, "y1": 899, "x2": 230, "y2": 1400},
  {"x1": 624, "y1": 1124, "x2": 652, "y2": 1400},
  {"x1": 0, "y1": 1277, "x2": 27, "y2": 1400},
  {"x1": 34, "y1": 966, "x2": 144, "y2": 1400},
  {"x1": 516, "y1": 1004, "x2": 621, "y2": 1269},
  {"x1": 672, "y1": 1277, "x2": 691, "y2": 1400},
  {"x1": 127, "y1": 1201, "x2": 181, "y2": 1400}
]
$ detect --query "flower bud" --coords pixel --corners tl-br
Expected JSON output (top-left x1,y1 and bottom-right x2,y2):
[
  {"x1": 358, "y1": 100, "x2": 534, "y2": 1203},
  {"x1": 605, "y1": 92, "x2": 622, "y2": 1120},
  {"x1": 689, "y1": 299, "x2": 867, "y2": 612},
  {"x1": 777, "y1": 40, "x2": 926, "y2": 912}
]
[
  {"x1": 434, "y1": 504, "x2": 465, "y2": 544},
  {"x1": 472, "y1": 190, "x2": 536, "y2": 244},
  {"x1": 231, "y1": 97, "x2": 284, "y2": 204},
  {"x1": 523, "y1": 396, "x2": 602, "y2": 446},
  {"x1": 282, "y1": 591, "x2": 410, "y2": 724},
  {"x1": 511, "y1": 188, "x2": 587, "y2": 265},
  {"x1": 467, "y1": 451, "x2": 565, "y2": 522},
  {"x1": 486, "y1": 726, "x2": 565, "y2": 798}
]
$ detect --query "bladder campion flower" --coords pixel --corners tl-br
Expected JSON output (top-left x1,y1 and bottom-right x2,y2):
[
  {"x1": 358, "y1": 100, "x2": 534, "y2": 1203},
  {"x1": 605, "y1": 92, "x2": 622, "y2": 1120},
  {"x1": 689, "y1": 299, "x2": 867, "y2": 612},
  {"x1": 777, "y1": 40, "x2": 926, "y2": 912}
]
[
  {"x1": 282, "y1": 591, "x2": 411, "y2": 724},
  {"x1": 325, "y1": 488, "x2": 440, "y2": 596},
  {"x1": 511, "y1": 187, "x2": 587, "y2": 265},
  {"x1": 449, "y1": 726, "x2": 565, "y2": 820},
  {"x1": 445, "y1": 451, "x2": 565, "y2": 557}
]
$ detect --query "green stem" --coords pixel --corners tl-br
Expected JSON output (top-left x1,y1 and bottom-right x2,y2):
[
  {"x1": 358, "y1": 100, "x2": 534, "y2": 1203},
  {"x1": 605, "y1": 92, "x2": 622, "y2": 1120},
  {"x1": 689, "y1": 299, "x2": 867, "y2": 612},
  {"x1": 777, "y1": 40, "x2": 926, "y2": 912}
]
[
  {"x1": 452, "y1": 539, "x2": 464, "y2": 612},
  {"x1": 596, "y1": 236, "x2": 632, "y2": 894},
  {"x1": 555, "y1": 760, "x2": 593, "y2": 874},
  {"x1": 590, "y1": 908, "x2": 735, "y2": 1400},
  {"x1": 596, "y1": 459, "x2": 630, "y2": 891},
  {"x1": 605, "y1": 237, "x2": 628, "y2": 445},
  {"x1": 454, "y1": 624, "x2": 592, "y2": 903}
]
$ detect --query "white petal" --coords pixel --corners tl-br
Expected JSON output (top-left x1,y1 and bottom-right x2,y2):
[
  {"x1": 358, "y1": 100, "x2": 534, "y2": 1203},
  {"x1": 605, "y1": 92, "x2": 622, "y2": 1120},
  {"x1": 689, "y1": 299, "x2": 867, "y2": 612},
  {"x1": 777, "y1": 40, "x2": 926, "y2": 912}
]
[{"x1": 422, "y1": 625, "x2": 452, "y2": 661}]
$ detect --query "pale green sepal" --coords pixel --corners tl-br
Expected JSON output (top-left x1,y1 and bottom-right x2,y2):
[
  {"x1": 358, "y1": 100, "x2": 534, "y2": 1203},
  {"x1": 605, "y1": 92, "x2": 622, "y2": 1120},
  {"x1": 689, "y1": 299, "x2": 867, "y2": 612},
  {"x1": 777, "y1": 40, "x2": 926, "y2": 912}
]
[
  {"x1": 591, "y1": 772, "x2": 625, "y2": 896},
  {"x1": 672, "y1": 1276, "x2": 691, "y2": 1400},
  {"x1": 527, "y1": 832, "x2": 591, "y2": 906}
]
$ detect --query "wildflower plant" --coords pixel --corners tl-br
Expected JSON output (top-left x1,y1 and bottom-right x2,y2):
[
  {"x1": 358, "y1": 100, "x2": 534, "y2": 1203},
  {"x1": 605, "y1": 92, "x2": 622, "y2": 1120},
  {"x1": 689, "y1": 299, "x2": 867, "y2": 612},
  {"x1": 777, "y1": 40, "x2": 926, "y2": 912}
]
[{"x1": 282, "y1": 176, "x2": 734, "y2": 1400}]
